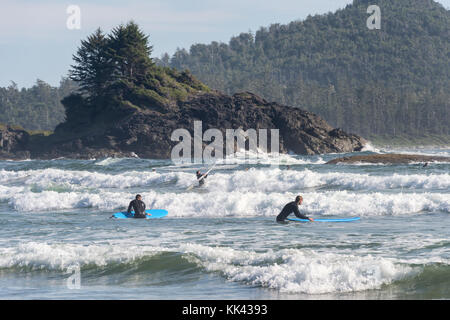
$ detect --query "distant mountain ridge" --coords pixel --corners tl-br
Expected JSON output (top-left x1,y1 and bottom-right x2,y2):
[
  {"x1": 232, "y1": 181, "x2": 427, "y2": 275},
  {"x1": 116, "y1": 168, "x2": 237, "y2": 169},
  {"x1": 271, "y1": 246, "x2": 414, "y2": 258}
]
[{"x1": 163, "y1": 0, "x2": 449, "y2": 140}]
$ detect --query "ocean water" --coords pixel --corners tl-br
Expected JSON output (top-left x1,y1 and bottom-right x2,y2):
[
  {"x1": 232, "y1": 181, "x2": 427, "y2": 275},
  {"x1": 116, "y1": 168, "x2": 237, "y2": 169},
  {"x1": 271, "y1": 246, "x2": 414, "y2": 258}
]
[{"x1": 0, "y1": 147, "x2": 449, "y2": 300}]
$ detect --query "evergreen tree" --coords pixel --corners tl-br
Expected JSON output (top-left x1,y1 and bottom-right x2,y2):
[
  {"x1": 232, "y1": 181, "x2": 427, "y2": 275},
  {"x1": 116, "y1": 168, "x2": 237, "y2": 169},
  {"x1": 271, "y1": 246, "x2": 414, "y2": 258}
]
[
  {"x1": 69, "y1": 28, "x2": 113, "y2": 98},
  {"x1": 108, "y1": 21, "x2": 154, "y2": 84}
]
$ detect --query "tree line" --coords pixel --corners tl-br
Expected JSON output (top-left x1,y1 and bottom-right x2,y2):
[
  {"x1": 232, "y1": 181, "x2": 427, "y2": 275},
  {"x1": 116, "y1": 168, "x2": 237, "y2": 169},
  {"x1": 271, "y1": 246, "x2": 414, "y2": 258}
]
[
  {"x1": 0, "y1": 78, "x2": 76, "y2": 131},
  {"x1": 160, "y1": 0, "x2": 449, "y2": 138}
]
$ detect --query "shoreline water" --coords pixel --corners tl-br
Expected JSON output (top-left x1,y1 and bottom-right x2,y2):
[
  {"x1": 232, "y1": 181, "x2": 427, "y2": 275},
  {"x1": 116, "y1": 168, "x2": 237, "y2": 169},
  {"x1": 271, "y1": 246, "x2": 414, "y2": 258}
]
[{"x1": 0, "y1": 148, "x2": 449, "y2": 300}]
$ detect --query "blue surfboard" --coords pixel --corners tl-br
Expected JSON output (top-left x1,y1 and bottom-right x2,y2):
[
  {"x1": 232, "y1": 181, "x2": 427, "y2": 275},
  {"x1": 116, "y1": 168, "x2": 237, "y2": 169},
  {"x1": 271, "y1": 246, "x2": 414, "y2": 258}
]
[
  {"x1": 112, "y1": 209, "x2": 168, "y2": 219},
  {"x1": 287, "y1": 217, "x2": 360, "y2": 223}
]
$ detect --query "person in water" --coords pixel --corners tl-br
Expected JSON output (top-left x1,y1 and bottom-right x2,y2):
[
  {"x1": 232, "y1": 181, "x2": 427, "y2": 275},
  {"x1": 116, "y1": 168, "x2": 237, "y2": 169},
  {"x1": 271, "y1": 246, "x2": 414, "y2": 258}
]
[
  {"x1": 196, "y1": 170, "x2": 208, "y2": 186},
  {"x1": 276, "y1": 195, "x2": 314, "y2": 222},
  {"x1": 127, "y1": 194, "x2": 146, "y2": 218}
]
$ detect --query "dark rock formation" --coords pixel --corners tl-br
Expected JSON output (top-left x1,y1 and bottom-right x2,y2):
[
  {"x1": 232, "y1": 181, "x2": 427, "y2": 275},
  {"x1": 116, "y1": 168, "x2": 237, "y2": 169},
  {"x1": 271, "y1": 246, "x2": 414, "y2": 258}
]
[
  {"x1": 1, "y1": 91, "x2": 367, "y2": 160},
  {"x1": 0, "y1": 126, "x2": 31, "y2": 160},
  {"x1": 326, "y1": 153, "x2": 450, "y2": 164}
]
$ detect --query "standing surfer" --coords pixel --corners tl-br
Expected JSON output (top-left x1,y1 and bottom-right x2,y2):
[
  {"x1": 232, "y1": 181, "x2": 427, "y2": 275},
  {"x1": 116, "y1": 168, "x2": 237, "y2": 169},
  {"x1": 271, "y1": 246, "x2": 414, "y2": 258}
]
[
  {"x1": 187, "y1": 165, "x2": 214, "y2": 191},
  {"x1": 127, "y1": 194, "x2": 147, "y2": 218},
  {"x1": 196, "y1": 170, "x2": 208, "y2": 186},
  {"x1": 276, "y1": 195, "x2": 314, "y2": 222}
]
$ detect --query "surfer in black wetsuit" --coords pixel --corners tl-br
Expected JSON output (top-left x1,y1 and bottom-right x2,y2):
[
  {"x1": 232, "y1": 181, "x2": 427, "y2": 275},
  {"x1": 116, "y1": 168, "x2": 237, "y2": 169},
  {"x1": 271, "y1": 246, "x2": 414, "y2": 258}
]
[
  {"x1": 127, "y1": 194, "x2": 146, "y2": 218},
  {"x1": 276, "y1": 195, "x2": 314, "y2": 223},
  {"x1": 196, "y1": 170, "x2": 208, "y2": 186}
]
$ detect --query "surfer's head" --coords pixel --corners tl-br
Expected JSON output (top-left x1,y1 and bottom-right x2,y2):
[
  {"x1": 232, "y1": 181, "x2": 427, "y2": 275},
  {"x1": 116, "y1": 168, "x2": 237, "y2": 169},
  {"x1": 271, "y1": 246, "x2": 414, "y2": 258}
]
[
  {"x1": 196, "y1": 170, "x2": 200, "y2": 174},
  {"x1": 295, "y1": 195, "x2": 303, "y2": 205},
  {"x1": 136, "y1": 194, "x2": 142, "y2": 200}
]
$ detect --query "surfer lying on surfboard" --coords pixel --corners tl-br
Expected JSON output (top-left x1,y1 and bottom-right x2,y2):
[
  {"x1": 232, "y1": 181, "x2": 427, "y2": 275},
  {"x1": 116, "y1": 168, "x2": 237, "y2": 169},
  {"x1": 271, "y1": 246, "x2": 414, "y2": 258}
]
[{"x1": 276, "y1": 195, "x2": 315, "y2": 223}]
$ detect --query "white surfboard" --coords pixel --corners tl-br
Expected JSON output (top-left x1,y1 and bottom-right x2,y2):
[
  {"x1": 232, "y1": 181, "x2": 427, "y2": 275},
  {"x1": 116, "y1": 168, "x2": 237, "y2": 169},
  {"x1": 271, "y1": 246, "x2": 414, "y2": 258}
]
[{"x1": 186, "y1": 164, "x2": 216, "y2": 191}]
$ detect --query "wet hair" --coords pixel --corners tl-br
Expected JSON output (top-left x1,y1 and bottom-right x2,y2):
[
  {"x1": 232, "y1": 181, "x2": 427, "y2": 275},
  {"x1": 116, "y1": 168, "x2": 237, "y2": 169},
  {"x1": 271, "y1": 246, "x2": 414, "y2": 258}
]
[
  {"x1": 136, "y1": 194, "x2": 142, "y2": 199},
  {"x1": 295, "y1": 195, "x2": 303, "y2": 203}
]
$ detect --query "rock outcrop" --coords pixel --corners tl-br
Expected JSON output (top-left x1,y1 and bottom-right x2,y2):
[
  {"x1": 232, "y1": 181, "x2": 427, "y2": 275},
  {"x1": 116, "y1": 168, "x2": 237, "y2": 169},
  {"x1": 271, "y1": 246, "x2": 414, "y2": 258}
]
[
  {"x1": 3, "y1": 90, "x2": 367, "y2": 160},
  {"x1": 326, "y1": 153, "x2": 450, "y2": 164},
  {"x1": 0, "y1": 125, "x2": 30, "y2": 160}
]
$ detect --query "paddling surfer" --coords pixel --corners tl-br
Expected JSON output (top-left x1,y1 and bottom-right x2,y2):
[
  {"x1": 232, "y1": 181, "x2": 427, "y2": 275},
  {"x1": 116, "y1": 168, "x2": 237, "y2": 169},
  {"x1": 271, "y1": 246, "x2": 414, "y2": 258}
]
[
  {"x1": 127, "y1": 194, "x2": 146, "y2": 218},
  {"x1": 276, "y1": 195, "x2": 314, "y2": 223}
]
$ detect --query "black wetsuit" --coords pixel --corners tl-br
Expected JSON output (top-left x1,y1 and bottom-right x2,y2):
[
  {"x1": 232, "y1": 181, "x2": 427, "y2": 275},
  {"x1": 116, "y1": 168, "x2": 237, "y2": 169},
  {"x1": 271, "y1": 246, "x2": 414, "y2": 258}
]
[
  {"x1": 127, "y1": 199, "x2": 146, "y2": 218},
  {"x1": 276, "y1": 201, "x2": 309, "y2": 222},
  {"x1": 196, "y1": 172, "x2": 208, "y2": 186}
]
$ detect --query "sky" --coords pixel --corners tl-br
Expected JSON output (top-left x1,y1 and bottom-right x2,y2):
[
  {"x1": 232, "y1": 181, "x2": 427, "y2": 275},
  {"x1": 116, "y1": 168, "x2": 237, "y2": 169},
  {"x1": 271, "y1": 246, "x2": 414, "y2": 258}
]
[{"x1": 1, "y1": 0, "x2": 449, "y2": 88}]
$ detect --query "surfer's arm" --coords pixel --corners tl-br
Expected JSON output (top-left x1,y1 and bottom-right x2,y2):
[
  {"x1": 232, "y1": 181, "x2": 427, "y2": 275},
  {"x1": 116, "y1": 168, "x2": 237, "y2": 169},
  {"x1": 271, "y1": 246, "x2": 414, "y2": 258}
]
[
  {"x1": 127, "y1": 201, "x2": 133, "y2": 214},
  {"x1": 293, "y1": 206, "x2": 310, "y2": 220}
]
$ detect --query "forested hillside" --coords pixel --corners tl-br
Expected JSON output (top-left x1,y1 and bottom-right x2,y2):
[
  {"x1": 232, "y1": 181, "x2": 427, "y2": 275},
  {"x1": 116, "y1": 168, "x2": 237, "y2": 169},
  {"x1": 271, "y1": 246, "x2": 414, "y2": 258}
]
[
  {"x1": 163, "y1": 0, "x2": 449, "y2": 140},
  {"x1": 0, "y1": 78, "x2": 77, "y2": 131},
  {"x1": 0, "y1": 22, "x2": 365, "y2": 160}
]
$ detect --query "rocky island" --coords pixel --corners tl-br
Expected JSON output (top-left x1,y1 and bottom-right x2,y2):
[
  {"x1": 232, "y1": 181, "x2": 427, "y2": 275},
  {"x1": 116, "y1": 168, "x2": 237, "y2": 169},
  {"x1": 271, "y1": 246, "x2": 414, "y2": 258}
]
[
  {"x1": 326, "y1": 153, "x2": 450, "y2": 164},
  {"x1": 0, "y1": 22, "x2": 366, "y2": 160}
]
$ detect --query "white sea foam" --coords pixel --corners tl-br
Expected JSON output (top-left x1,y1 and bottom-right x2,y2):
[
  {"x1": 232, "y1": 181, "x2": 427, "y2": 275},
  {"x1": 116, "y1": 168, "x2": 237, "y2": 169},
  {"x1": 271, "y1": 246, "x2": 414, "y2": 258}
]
[
  {"x1": 0, "y1": 168, "x2": 181, "y2": 190},
  {"x1": 181, "y1": 244, "x2": 416, "y2": 294},
  {"x1": 0, "y1": 241, "x2": 416, "y2": 294},
  {"x1": 206, "y1": 169, "x2": 450, "y2": 192},
  {"x1": 216, "y1": 150, "x2": 326, "y2": 165},
  {"x1": 2, "y1": 167, "x2": 449, "y2": 192},
  {"x1": 94, "y1": 157, "x2": 125, "y2": 166},
  {"x1": 0, "y1": 169, "x2": 31, "y2": 182},
  {"x1": 361, "y1": 142, "x2": 380, "y2": 153},
  {"x1": 0, "y1": 242, "x2": 161, "y2": 271},
  {"x1": 4, "y1": 184, "x2": 449, "y2": 216},
  {"x1": 0, "y1": 185, "x2": 26, "y2": 201},
  {"x1": 8, "y1": 190, "x2": 127, "y2": 212},
  {"x1": 1, "y1": 165, "x2": 449, "y2": 215},
  {"x1": 301, "y1": 191, "x2": 450, "y2": 216}
]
